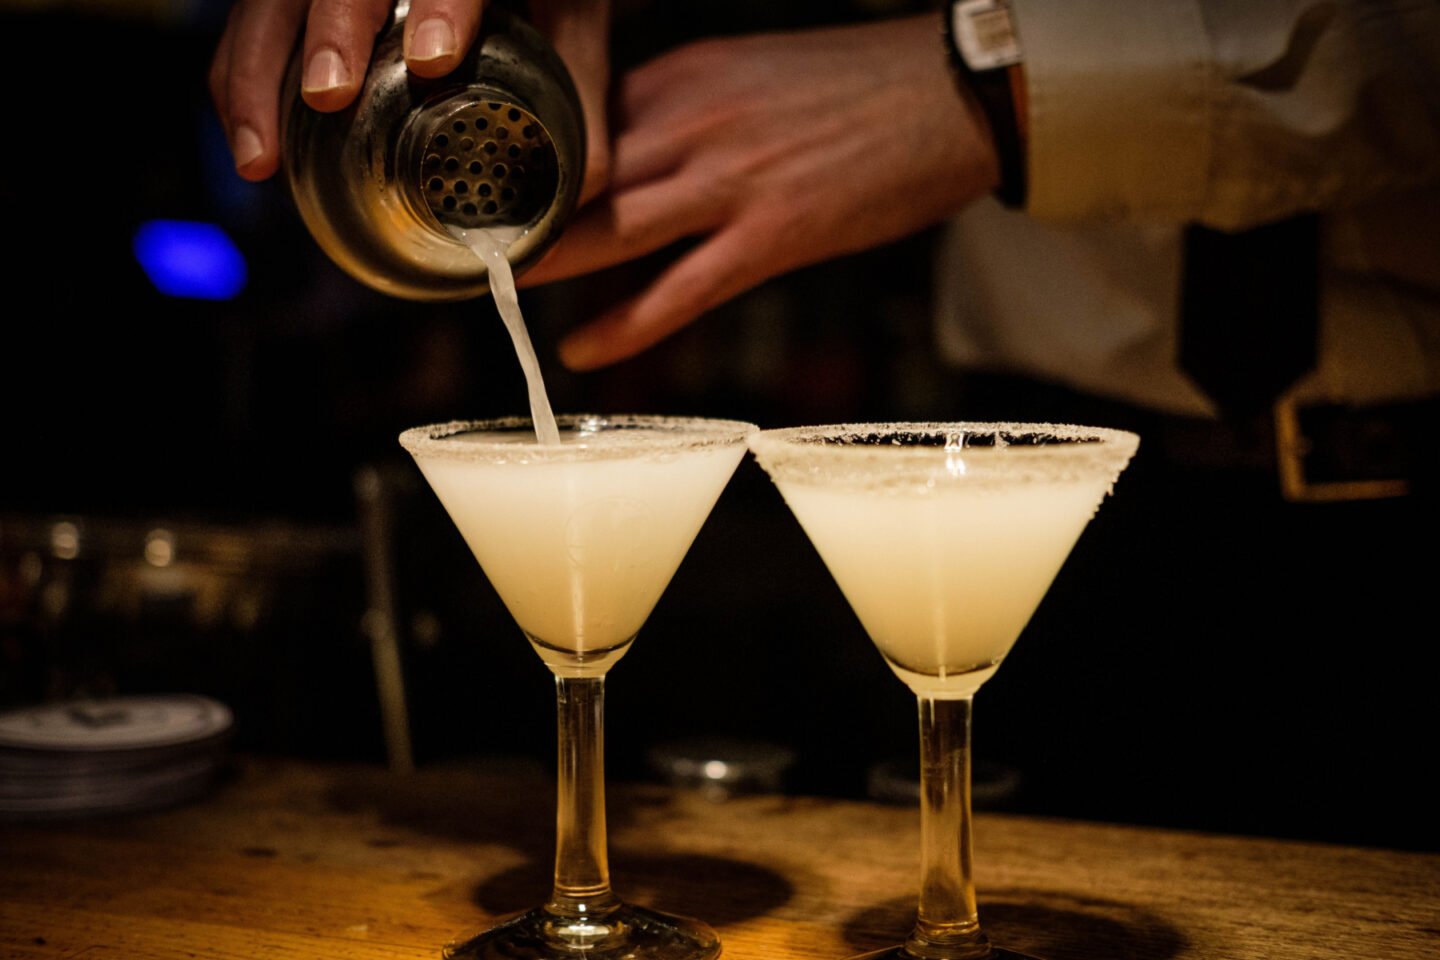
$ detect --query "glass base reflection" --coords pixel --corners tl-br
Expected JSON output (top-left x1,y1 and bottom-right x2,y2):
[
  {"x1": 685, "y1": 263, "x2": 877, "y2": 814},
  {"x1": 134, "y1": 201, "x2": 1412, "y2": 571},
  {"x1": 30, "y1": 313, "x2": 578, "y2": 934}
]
[{"x1": 445, "y1": 903, "x2": 720, "y2": 960}]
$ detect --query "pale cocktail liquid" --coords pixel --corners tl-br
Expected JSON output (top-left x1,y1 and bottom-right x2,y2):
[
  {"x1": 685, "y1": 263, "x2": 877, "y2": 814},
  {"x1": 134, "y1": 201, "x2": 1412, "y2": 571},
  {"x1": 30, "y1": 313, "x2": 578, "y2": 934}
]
[
  {"x1": 774, "y1": 465, "x2": 1114, "y2": 698},
  {"x1": 431, "y1": 232, "x2": 748, "y2": 672},
  {"x1": 454, "y1": 225, "x2": 560, "y2": 445},
  {"x1": 411, "y1": 428, "x2": 745, "y2": 675}
]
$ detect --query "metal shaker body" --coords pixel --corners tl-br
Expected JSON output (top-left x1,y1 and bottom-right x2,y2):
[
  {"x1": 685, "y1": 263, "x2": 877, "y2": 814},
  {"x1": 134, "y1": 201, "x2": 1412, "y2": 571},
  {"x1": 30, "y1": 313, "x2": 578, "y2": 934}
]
[{"x1": 281, "y1": 2, "x2": 586, "y2": 300}]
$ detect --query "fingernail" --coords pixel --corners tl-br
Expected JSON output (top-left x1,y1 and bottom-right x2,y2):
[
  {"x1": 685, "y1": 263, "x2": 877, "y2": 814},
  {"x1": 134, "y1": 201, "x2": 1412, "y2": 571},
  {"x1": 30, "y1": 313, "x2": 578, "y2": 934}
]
[
  {"x1": 233, "y1": 124, "x2": 263, "y2": 168},
  {"x1": 410, "y1": 18, "x2": 457, "y2": 62},
  {"x1": 303, "y1": 47, "x2": 349, "y2": 93}
]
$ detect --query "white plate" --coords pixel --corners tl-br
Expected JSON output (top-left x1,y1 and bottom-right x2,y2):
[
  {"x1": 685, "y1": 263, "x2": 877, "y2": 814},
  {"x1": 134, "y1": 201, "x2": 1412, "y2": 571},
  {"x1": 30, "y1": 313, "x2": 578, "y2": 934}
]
[{"x1": 0, "y1": 695, "x2": 233, "y2": 751}]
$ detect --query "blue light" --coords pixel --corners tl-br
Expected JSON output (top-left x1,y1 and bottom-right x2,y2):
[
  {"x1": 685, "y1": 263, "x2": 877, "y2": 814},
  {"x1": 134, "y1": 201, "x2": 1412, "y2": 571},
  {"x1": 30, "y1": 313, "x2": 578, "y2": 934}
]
[{"x1": 133, "y1": 219, "x2": 248, "y2": 301}]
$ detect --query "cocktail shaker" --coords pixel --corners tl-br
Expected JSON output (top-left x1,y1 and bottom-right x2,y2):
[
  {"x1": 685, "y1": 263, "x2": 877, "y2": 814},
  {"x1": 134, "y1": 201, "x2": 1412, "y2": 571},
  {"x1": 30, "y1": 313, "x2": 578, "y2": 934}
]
[{"x1": 281, "y1": 1, "x2": 586, "y2": 300}]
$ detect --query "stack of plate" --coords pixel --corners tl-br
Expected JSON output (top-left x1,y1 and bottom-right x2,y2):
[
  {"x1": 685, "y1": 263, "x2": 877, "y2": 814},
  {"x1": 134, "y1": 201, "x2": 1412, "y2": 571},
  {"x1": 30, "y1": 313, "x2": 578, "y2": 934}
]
[{"x1": 0, "y1": 694, "x2": 232, "y2": 819}]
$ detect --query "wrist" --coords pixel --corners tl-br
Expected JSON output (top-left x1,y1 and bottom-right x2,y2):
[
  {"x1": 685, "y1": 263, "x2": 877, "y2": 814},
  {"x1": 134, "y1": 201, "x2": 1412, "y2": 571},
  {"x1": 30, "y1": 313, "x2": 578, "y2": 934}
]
[{"x1": 942, "y1": 0, "x2": 1028, "y2": 208}]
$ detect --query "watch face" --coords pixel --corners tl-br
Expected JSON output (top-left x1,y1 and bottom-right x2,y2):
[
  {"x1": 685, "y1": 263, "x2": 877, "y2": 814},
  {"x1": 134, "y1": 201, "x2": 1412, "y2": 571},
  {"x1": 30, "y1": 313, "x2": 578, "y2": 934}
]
[{"x1": 951, "y1": 0, "x2": 1023, "y2": 71}]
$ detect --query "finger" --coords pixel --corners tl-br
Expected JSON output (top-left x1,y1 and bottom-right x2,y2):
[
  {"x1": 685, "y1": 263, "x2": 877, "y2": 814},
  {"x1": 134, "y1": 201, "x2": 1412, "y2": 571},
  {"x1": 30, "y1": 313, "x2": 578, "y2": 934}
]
[
  {"x1": 531, "y1": 0, "x2": 611, "y2": 202},
  {"x1": 614, "y1": 39, "x2": 708, "y2": 122},
  {"x1": 403, "y1": 0, "x2": 484, "y2": 79},
  {"x1": 518, "y1": 173, "x2": 724, "y2": 286},
  {"x1": 209, "y1": 10, "x2": 237, "y2": 126},
  {"x1": 558, "y1": 222, "x2": 767, "y2": 369},
  {"x1": 605, "y1": 124, "x2": 686, "y2": 192},
  {"x1": 606, "y1": 61, "x2": 718, "y2": 192},
  {"x1": 300, "y1": 0, "x2": 392, "y2": 112},
  {"x1": 220, "y1": 0, "x2": 309, "y2": 180}
]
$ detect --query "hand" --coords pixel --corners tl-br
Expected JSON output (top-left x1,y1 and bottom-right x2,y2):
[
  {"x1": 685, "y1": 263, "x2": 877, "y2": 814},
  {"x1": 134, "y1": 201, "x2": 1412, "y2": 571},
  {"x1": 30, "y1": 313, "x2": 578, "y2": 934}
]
[
  {"x1": 519, "y1": 15, "x2": 1000, "y2": 370},
  {"x1": 209, "y1": 0, "x2": 611, "y2": 201}
]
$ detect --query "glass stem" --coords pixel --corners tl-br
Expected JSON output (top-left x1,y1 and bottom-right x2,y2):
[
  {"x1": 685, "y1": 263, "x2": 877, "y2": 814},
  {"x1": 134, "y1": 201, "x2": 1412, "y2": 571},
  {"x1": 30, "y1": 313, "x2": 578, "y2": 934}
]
[
  {"x1": 907, "y1": 695, "x2": 991, "y2": 960},
  {"x1": 548, "y1": 675, "x2": 621, "y2": 920}
]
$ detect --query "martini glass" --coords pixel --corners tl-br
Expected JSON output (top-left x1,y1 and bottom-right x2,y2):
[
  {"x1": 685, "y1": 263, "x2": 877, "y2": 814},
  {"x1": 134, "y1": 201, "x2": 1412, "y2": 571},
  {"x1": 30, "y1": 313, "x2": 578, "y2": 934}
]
[
  {"x1": 400, "y1": 414, "x2": 756, "y2": 960},
  {"x1": 748, "y1": 422, "x2": 1138, "y2": 960}
]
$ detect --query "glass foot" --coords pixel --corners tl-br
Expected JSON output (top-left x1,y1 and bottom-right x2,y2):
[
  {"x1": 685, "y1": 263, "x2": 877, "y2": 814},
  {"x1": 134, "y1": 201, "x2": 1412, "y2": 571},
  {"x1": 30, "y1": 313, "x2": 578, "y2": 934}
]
[
  {"x1": 852, "y1": 945, "x2": 1041, "y2": 960},
  {"x1": 444, "y1": 902, "x2": 720, "y2": 960}
]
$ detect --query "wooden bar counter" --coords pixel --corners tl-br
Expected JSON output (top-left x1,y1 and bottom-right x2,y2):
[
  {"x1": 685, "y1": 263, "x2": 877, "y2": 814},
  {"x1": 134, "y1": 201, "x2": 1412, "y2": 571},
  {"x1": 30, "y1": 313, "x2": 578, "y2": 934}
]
[{"x1": 2, "y1": 758, "x2": 1436, "y2": 960}]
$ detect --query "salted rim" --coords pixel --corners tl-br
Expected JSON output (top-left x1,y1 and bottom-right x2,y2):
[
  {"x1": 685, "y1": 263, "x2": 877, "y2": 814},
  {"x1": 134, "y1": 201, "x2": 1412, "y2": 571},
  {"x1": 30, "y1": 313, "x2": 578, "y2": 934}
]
[
  {"x1": 747, "y1": 421, "x2": 1140, "y2": 483},
  {"x1": 399, "y1": 414, "x2": 759, "y2": 463}
]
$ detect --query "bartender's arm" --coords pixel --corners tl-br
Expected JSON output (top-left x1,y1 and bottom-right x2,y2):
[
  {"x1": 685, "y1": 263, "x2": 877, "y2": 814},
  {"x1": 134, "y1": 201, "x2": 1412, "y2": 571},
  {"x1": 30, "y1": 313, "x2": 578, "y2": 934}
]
[
  {"x1": 522, "y1": 15, "x2": 1002, "y2": 370},
  {"x1": 532, "y1": 0, "x2": 1439, "y2": 369}
]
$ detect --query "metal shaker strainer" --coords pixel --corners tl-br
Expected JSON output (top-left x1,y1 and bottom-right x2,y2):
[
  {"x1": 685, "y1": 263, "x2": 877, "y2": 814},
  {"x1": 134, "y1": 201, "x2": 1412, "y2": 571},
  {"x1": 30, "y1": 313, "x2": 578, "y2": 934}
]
[{"x1": 281, "y1": 2, "x2": 585, "y2": 300}]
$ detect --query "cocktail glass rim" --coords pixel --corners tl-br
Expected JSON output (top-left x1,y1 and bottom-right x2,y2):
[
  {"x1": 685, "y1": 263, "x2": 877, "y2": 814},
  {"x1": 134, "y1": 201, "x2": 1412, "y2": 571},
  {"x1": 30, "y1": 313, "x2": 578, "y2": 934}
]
[
  {"x1": 400, "y1": 413, "x2": 758, "y2": 463},
  {"x1": 748, "y1": 421, "x2": 1139, "y2": 474}
]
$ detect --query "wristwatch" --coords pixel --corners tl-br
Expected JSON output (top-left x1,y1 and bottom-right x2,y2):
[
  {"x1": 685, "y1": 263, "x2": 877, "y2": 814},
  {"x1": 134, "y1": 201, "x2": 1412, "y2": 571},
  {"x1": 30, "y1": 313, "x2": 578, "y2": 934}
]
[{"x1": 942, "y1": 0, "x2": 1027, "y2": 207}]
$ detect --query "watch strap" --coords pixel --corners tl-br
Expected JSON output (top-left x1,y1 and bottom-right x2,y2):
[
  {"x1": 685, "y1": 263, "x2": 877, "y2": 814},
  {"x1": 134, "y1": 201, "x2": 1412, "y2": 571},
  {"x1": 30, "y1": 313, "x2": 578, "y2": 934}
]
[{"x1": 943, "y1": 0, "x2": 1027, "y2": 208}]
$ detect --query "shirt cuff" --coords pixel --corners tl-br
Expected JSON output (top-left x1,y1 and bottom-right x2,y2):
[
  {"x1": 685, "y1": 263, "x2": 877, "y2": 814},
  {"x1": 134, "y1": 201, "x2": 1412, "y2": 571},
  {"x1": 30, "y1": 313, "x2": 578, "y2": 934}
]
[{"x1": 1012, "y1": 0, "x2": 1211, "y2": 224}]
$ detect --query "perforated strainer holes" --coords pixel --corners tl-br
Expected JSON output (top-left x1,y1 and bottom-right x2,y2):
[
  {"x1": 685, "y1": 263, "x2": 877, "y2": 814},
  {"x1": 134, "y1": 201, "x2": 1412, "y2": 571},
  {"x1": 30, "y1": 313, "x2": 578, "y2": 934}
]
[{"x1": 418, "y1": 99, "x2": 561, "y2": 228}]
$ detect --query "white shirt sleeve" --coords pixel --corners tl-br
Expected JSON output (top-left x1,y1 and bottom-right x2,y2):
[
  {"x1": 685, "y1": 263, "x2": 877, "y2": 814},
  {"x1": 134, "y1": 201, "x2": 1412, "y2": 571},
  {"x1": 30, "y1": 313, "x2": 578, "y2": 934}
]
[{"x1": 1012, "y1": 0, "x2": 1440, "y2": 230}]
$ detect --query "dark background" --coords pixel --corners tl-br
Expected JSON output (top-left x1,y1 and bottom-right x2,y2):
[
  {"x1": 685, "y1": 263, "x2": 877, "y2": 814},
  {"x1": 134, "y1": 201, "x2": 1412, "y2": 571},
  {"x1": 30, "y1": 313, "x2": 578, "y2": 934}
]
[{"x1": 1, "y1": 0, "x2": 1434, "y2": 853}]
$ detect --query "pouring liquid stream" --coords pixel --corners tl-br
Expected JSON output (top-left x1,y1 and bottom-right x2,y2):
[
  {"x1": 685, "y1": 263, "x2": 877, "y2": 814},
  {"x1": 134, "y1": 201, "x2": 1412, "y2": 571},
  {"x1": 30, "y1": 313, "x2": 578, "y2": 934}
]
[{"x1": 454, "y1": 225, "x2": 561, "y2": 446}]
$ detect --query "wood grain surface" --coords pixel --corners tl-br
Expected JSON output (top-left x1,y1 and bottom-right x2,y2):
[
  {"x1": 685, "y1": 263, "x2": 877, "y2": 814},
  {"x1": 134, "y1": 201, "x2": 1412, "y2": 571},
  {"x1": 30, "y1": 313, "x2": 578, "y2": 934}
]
[{"x1": 2, "y1": 758, "x2": 1436, "y2": 960}]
